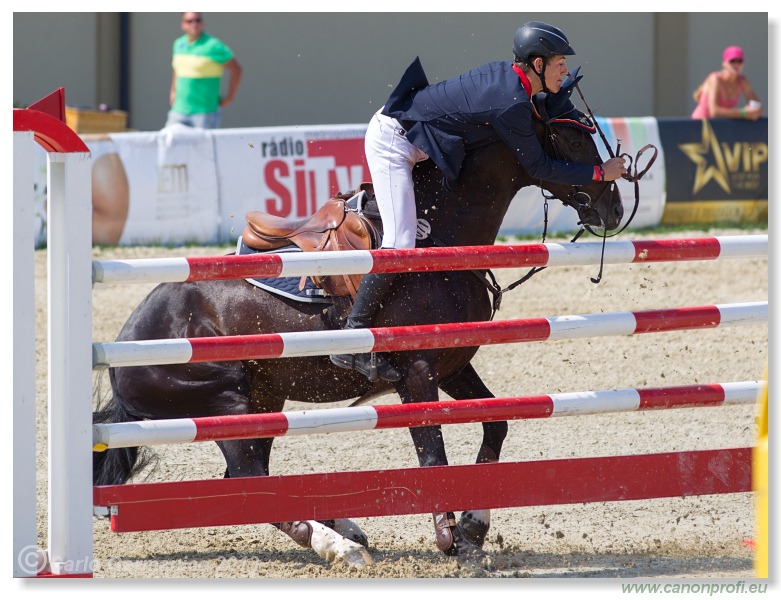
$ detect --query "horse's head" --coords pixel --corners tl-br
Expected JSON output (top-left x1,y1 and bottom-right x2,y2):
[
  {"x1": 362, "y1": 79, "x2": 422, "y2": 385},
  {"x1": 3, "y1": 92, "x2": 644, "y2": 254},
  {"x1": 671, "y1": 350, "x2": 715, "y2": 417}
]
[
  {"x1": 409, "y1": 78, "x2": 627, "y2": 247},
  {"x1": 531, "y1": 91, "x2": 624, "y2": 231}
]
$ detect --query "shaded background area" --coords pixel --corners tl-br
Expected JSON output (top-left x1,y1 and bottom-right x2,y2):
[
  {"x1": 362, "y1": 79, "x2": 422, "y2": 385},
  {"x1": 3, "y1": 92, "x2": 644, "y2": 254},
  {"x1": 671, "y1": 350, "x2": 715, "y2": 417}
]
[{"x1": 13, "y1": 12, "x2": 769, "y2": 131}]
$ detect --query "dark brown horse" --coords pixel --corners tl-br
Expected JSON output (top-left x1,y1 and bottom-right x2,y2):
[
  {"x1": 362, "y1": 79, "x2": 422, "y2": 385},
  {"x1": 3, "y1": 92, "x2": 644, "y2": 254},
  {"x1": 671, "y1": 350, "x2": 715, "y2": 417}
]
[{"x1": 93, "y1": 99, "x2": 624, "y2": 567}]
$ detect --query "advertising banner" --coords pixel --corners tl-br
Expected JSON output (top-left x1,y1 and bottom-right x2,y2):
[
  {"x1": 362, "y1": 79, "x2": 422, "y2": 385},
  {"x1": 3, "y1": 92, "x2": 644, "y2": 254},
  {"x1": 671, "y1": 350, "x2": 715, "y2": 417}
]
[
  {"x1": 107, "y1": 126, "x2": 221, "y2": 245},
  {"x1": 211, "y1": 125, "x2": 369, "y2": 244},
  {"x1": 657, "y1": 118, "x2": 768, "y2": 225},
  {"x1": 594, "y1": 116, "x2": 667, "y2": 229},
  {"x1": 30, "y1": 117, "x2": 762, "y2": 249}
]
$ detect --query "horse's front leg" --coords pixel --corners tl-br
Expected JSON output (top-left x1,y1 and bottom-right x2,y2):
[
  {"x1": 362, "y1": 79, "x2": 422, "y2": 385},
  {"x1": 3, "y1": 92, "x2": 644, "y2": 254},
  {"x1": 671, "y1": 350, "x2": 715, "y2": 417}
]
[
  {"x1": 236, "y1": 387, "x2": 372, "y2": 568},
  {"x1": 397, "y1": 355, "x2": 480, "y2": 557},
  {"x1": 439, "y1": 362, "x2": 508, "y2": 549}
]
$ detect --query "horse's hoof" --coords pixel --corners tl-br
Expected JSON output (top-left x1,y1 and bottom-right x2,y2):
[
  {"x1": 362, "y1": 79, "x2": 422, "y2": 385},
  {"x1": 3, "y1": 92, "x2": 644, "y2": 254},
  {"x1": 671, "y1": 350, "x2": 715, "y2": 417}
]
[
  {"x1": 340, "y1": 545, "x2": 375, "y2": 569},
  {"x1": 433, "y1": 512, "x2": 459, "y2": 555},
  {"x1": 433, "y1": 511, "x2": 484, "y2": 558},
  {"x1": 332, "y1": 518, "x2": 370, "y2": 549},
  {"x1": 458, "y1": 510, "x2": 490, "y2": 548},
  {"x1": 306, "y1": 521, "x2": 374, "y2": 568}
]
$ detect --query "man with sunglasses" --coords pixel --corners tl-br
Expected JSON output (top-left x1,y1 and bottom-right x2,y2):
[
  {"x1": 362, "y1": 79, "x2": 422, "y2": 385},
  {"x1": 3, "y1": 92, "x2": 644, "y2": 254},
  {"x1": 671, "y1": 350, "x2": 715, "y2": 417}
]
[
  {"x1": 692, "y1": 45, "x2": 762, "y2": 121},
  {"x1": 166, "y1": 12, "x2": 242, "y2": 129}
]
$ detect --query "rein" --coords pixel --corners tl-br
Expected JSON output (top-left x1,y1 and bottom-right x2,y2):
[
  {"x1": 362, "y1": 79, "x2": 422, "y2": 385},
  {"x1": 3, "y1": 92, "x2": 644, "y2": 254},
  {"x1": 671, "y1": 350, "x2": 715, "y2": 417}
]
[{"x1": 571, "y1": 79, "x2": 658, "y2": 240}]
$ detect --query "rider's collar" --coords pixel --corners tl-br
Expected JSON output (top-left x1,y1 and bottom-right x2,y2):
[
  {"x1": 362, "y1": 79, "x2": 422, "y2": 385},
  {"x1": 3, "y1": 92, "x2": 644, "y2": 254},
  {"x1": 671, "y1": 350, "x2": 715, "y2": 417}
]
[{"x1": 512, "y1": 64, "x2": 532, "y2": 98}]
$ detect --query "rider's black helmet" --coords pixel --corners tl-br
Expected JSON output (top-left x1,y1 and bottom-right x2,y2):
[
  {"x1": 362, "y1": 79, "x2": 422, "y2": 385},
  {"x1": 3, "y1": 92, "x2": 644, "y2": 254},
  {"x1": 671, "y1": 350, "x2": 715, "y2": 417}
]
[{"x1": 513, "y1": 21, "x2": 575, "y2": 63}]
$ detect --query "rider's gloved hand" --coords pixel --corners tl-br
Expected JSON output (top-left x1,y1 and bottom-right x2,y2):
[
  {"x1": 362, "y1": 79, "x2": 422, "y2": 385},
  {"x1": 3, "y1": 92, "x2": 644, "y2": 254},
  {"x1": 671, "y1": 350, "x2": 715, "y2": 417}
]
[{"x1": 594, "y1": 157, "x2": 627, "y2": 182}]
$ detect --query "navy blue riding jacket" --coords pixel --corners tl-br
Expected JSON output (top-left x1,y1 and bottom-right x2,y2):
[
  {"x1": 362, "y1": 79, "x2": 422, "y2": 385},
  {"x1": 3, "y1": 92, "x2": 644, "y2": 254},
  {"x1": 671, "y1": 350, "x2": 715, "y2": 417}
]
[{"x1": 382, "y1": 57, "x2": 594, "y2": 185}]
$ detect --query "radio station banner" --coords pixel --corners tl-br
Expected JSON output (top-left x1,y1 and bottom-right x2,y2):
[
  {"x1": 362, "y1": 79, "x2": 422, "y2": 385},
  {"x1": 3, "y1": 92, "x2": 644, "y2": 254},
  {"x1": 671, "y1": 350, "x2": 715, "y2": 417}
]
[
  {"x1": 657, "y1": 117, "x2": 768, "y2": 225},
  {"x1": 211, "y1": 125, "x2": 370, "y2": 242}
]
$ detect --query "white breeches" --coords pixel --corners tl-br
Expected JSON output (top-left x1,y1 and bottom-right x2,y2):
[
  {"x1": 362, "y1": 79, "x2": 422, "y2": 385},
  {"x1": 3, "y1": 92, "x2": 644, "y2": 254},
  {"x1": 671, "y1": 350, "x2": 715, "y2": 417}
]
[{"x1": 364, "y1": 109, "x2": 429, "y2": 249}]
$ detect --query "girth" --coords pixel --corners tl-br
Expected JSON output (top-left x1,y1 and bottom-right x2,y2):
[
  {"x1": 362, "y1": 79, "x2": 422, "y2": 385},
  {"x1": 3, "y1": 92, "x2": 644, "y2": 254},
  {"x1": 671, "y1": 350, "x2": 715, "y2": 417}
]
[{"x1": 242, "y1": 184, "x2": 382, "y2": 299}]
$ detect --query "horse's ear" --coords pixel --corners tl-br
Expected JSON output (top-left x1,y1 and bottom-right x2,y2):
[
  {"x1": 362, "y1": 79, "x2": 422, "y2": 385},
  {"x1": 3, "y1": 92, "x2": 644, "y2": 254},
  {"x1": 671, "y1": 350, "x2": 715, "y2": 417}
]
[
  {"x1": 562, "y1": 66, "x2": 583, "y2": 92},
  {"x1": 532, "y1": 92, "x2": 550, "y2": 122},
  {"x1": 543, "y1": 66, "x2": 582, "y2": 120},
  {"x1": 536, "y1": 66, "x2": 595, "y2": 132},
  {"x1": 532, "y1": 67, "x2": 595, "y2": 133}
]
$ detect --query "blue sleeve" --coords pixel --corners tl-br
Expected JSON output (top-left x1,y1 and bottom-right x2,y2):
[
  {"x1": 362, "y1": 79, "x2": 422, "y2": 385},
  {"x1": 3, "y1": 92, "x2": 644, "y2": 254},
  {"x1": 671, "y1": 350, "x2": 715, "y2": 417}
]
[{"x1": 494, "y1": 104, "x2": 593, "y2": 186}]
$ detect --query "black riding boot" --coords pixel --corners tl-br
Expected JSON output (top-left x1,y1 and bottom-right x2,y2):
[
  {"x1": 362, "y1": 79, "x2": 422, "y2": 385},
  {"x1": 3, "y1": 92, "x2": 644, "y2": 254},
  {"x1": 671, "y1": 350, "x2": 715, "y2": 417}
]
[{"x1": 330, "y1": 272, "x2": 401, "y2": 382}]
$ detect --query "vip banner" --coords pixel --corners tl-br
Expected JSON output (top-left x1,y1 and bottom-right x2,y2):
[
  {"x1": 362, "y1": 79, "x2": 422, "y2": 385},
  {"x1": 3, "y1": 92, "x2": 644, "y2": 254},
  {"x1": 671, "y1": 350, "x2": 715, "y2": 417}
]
[{"x1": 658, "y1": 118, "x2": 768, "y2": 225}]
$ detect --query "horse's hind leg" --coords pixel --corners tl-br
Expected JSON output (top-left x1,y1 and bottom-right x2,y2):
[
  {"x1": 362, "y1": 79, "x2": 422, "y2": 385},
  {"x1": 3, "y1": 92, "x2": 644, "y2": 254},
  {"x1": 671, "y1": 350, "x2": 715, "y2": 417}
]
[
  {"x1": 216, "y1": 437, "x2": 372, "y2": 567},
  {"x1": 216, "y1": 438, "x2": 372, "y2": 567},
  {"x1": 330, "y1": 519, "x2": 369, "y2": 548},
  {"x1": 215, "y1": 385, "x2": 373, "y2": 568},
  {"x1": 439, "y1": 362, "x2": 508, "y2": 549},
  {"x1": 278, "y1": 521, "x2": 374, "y2": 567},
  {"x1": 217, "y1": 437, "x2": 273, "y2": 478}
]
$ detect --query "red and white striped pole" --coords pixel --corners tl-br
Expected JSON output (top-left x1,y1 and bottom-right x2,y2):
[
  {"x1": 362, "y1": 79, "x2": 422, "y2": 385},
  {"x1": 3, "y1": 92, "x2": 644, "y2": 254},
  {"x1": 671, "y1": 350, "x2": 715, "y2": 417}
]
[
  {"x1": 92, "y1": 381, "x2": 762, "y2": 450},
  {"x1": 92, "y1": 235, "x2": 768, "y2": 285},
  {"x1": 92, "y1": 301, "x2": 767, "y2": 368}
]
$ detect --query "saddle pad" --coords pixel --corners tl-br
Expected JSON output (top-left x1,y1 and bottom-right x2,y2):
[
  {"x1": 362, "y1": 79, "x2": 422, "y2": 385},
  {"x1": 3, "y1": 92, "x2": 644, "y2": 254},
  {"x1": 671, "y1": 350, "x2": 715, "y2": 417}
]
[{"x1": 236, "y1": 238, "x2": 332, "y2": 304}]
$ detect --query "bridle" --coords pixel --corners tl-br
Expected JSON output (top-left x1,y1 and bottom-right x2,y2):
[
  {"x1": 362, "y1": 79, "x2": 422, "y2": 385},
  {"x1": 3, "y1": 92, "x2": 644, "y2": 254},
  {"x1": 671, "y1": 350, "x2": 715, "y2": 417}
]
[
  {"x1": 541, "y1": 88, "x2": 657, "y2": 232},
  {"x1": 535, "y1": 78, "x2": 658, "y2": 282},
  {"x1": 571, "y1": 79, "x2": 657, "y2": 236}
]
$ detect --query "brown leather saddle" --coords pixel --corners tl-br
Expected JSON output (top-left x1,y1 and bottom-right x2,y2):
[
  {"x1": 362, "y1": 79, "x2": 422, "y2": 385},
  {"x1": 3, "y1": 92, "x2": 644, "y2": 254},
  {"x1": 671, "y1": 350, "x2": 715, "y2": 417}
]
[{"x1": 242, "y1": 183, "x2": 382, "y2": 299}]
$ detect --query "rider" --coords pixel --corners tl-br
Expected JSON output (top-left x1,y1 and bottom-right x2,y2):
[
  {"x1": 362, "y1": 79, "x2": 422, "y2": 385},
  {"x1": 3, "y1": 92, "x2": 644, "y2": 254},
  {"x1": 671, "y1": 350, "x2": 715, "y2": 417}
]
[{"x1": 330, "y1": 21, "x2": 627, "y2": 382}]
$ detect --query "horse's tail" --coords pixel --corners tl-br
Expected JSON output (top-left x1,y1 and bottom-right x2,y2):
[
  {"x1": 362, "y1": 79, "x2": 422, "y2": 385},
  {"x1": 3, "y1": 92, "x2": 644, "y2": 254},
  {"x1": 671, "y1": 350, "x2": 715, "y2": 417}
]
[{"x1": 92, "y1": 373, "x2": 154, "y2": 486}]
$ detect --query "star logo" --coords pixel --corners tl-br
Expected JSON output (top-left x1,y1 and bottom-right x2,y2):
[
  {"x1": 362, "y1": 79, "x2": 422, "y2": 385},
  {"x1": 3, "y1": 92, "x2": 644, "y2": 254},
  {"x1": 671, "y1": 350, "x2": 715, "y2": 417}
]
[{"x1": 678, "y1": 120, "x2": 731, "y2": 195}]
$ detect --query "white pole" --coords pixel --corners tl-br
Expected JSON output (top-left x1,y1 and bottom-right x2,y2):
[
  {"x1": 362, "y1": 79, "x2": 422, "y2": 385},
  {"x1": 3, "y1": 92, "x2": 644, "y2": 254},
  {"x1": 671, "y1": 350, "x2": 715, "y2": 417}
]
[
  {"x1": 13, "y1": 132, "x2": 40, "y2": 577},
  {"x1": 46, "y1": 151, "x2": 93, "y2": 575}
]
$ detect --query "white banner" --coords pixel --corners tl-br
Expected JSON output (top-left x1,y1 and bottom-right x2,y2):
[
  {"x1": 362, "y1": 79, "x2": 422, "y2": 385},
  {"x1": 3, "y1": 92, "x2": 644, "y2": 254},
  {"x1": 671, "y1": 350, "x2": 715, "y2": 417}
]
[{"x1": 109, "y1": 125, "x2": 220, "y2": 245}]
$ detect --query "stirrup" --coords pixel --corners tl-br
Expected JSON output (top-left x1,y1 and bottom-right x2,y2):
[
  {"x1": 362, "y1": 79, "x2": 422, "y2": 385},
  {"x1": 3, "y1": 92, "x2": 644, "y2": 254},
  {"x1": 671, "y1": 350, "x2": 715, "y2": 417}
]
[{"x1": 330, "y1": 352, "x2": 401, "y2": 382}]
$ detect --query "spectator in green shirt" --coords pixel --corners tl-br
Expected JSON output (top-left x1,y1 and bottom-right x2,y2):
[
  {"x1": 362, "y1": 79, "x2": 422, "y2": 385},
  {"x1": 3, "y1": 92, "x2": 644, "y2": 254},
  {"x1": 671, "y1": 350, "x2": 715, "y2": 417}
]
[{"x1": 165, "y1": 12, "x2": 242, "y2": 129}]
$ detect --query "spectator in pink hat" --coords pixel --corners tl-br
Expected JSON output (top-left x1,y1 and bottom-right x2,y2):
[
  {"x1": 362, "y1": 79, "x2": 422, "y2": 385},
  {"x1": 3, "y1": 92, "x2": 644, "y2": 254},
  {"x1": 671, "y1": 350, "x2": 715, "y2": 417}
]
[{"x1": 692, "y1": 45, "x2": 762, "y2": 120}]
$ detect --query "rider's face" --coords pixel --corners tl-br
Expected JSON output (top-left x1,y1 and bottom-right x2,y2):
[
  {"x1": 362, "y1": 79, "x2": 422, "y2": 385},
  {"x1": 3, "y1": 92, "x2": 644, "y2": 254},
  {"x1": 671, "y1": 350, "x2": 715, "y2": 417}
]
[{"x1": 544, "y1": 55, "x2": 569, "y2": 93}]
